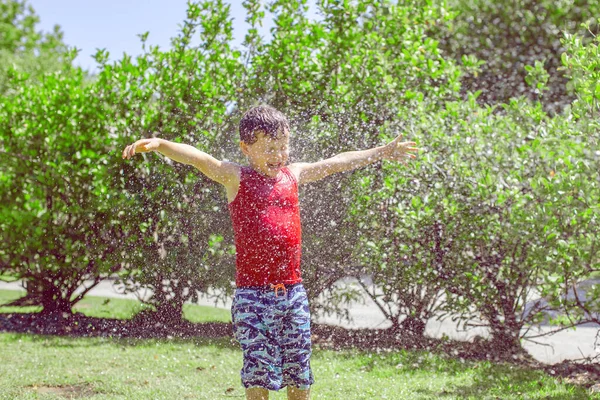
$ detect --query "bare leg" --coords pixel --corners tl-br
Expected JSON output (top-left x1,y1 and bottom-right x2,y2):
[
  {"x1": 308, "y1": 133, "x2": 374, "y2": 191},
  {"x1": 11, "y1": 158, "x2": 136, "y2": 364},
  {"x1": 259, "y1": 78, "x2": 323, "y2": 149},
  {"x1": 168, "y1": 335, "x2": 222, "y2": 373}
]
[
  {"x1": 287, "y1": 386, "x2": 310, "y2": 400},
  {"x1": 246, "y1": 388, "x2": 269, "y2": 400}
]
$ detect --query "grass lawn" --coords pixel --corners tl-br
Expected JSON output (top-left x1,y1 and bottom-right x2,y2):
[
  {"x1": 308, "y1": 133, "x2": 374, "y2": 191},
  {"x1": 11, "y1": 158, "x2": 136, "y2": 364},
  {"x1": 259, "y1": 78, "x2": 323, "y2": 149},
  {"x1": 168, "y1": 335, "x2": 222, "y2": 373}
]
[
  {"x1": 0, "y1": 290, "x2": 596, "y2": 399},
  {"x1": 0, "y1": 289, "x2": 231, "y2": 323},
  {"x1": 0, "y1": 274, "x2": 18, "y2": 282}
]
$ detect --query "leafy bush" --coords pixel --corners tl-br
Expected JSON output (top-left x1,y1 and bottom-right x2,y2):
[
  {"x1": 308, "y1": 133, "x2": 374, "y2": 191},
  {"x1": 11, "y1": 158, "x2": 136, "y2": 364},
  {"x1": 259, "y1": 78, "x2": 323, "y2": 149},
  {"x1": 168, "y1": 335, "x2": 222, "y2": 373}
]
[
  {"x1": 1, "y1": 1, "x2": 597, "y2": 350},
  {"x1": 97, "y1": 0, "x2": 242, "y2": 322},
  {"x1": 438, "y1": 0, "x2": 600, "y2": 112},
  {"x1": 0, "y1": 66, "x2": 124, "y2": 314}
]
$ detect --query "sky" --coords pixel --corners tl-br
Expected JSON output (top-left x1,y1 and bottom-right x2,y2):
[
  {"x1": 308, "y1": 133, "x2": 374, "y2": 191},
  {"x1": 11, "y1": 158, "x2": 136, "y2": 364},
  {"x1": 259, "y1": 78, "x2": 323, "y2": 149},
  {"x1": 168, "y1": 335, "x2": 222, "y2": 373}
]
[{"x1": 28, "y1": 0, "x2": 276, "y2": 71}]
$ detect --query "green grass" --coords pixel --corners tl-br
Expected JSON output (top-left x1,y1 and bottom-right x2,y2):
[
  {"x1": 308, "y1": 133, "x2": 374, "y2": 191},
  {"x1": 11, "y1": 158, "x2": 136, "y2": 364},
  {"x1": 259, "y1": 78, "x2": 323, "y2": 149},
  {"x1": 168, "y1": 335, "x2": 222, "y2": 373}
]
[
  {"x1": 0, "y1": 289, "x2": 595, "y2": 399},
  {"x1": 0, "y1": 334, "x2": 593, "y2": 400},
  {"x1": 0, "y1": 289, "x2": 231, "y2": 323},
  {"x1": 0, "y1": 273, "x2": 18, "y2": 282}
]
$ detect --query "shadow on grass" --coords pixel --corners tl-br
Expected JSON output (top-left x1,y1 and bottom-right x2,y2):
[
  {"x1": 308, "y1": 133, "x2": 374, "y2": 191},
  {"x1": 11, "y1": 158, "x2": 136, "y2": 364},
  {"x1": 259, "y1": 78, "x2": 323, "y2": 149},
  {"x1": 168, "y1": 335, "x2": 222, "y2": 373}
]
[
  {"x1": 6, "y1": 331, "x2": 238, "y2": 350},
  {"x1": 0, "y1": 312, "x2": 233, "y2": 342}
]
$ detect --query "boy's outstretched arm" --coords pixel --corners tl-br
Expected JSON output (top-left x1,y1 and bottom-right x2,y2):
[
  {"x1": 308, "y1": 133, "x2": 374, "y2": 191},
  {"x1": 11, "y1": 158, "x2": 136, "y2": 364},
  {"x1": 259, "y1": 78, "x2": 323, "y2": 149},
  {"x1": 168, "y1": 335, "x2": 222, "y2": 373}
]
[
  {"x1": 288, "y1": 134, "x2": 418, "y2": 185},
  {"x1": 122, "y1": 138, "x2": 240, "y2": 195}
]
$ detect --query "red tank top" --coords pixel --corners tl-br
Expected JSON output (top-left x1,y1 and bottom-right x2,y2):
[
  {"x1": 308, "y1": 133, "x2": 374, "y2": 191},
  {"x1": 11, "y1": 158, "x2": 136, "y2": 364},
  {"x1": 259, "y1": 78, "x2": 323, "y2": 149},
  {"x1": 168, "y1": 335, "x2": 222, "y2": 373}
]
[{"x1": 228, "y1": 166, "x2": 302, "y2": 287}]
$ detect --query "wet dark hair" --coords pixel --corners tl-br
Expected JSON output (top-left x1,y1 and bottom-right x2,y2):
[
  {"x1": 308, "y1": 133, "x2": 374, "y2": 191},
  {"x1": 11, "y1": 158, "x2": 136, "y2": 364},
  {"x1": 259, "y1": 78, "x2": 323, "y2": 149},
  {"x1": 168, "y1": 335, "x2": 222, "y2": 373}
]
[{"x1": 239, "y1": 105, "x2": 290, "y2": 144}]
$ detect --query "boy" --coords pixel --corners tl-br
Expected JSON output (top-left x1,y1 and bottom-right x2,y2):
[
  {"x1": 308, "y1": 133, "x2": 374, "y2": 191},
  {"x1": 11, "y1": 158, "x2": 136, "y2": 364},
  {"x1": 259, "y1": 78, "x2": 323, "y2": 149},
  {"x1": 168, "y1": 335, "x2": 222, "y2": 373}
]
[{"x1": 122, "y1": 105, "x2": 417, "y2": 400}]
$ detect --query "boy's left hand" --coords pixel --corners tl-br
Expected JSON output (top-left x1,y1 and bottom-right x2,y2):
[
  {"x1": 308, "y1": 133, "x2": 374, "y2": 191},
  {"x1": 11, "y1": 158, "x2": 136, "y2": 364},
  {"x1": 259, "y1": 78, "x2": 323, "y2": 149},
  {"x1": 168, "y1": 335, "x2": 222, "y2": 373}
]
[{"x1": 381, "y1": 134, "x2": 419, "y2": 165}]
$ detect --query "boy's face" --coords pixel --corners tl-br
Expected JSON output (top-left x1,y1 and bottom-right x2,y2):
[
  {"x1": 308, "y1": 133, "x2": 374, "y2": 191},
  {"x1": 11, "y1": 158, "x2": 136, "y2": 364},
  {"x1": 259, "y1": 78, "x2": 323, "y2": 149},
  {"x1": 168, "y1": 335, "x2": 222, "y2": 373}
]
[{"x1": 240, "y1": 130, "x2": 290, "y2": 177}]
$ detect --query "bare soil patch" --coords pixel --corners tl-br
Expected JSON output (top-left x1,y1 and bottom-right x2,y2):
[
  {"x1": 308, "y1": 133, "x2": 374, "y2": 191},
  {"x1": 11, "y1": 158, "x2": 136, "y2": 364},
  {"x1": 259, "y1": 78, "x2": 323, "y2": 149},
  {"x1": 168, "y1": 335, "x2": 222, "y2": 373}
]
[{"x1": 28, "y1": 383, "x2": 97, "y2": 399}]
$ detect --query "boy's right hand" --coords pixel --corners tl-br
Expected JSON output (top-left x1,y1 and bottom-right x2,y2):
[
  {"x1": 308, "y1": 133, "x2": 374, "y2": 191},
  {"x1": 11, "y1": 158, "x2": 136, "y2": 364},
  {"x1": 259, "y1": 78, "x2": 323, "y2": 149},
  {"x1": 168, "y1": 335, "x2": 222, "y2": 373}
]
[{"x1": 122, "y1": 138, "x2": 161, "y2": 159}]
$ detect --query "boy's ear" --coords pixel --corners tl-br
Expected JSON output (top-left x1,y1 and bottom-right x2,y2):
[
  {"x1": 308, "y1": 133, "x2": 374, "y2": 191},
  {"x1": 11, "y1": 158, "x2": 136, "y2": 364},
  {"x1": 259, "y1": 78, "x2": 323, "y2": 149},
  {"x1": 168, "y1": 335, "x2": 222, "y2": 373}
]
[{"x1": 240, "y1": 141, "x2": 249, "y2": 156}]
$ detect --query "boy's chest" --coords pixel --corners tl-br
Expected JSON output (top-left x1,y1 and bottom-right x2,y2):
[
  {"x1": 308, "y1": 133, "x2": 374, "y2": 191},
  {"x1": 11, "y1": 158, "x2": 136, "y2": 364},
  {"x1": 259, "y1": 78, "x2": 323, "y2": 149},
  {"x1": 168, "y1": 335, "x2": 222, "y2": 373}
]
[{"x1": 245, "y1": 179, "x2": 298, "y2": 210}]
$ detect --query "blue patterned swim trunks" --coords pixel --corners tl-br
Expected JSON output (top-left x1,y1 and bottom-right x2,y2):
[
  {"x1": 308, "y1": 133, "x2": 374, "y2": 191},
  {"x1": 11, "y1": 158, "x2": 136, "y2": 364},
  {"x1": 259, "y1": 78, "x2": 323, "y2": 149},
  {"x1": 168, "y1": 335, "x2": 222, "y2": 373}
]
[{"x1": 231, "y1": 283, "x2": 314, "y2": 391}]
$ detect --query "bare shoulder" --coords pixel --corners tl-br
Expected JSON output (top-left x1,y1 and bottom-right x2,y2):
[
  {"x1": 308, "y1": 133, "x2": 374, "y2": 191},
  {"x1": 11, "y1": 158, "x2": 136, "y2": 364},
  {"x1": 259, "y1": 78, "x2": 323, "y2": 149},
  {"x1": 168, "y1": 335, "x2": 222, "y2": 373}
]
[
  {"x1": 221, "y1": 161, "x2": 242, "y2": 186},
  {"x1": 287, "y1": 163, "x2": 308, "y2": 185},
  {"x1": 222, "y1": 161, "x2": 242, "y2": 203},
  {"x1": 221, "y1": 160, "x2": 242, "y2": 175}
]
